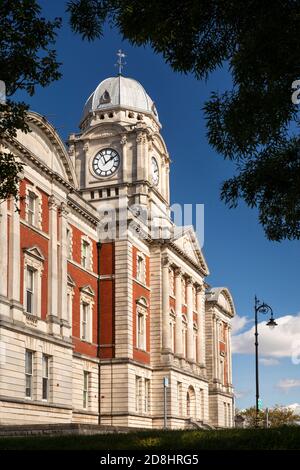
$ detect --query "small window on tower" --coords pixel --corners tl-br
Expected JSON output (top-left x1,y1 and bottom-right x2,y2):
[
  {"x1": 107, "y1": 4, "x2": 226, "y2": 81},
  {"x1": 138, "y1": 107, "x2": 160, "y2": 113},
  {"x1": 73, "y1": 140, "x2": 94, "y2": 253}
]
[{"x1": 99, "y1": 90, "x2": 111, "y2": 104}]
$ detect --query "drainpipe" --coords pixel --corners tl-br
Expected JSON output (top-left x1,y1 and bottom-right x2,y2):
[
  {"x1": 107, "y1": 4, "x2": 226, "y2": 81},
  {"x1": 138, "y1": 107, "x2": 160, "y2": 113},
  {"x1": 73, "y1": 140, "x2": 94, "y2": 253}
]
[{"x1": 96, "y1": 241, "x2": 102, "y2": 426}]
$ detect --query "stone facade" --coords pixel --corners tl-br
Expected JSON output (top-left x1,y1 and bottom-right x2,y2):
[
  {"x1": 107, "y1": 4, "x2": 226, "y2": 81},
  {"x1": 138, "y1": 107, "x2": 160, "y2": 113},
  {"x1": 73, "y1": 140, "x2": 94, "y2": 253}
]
[{"x1": 0, "y1": 74, "x2": 235, "y2": 428}]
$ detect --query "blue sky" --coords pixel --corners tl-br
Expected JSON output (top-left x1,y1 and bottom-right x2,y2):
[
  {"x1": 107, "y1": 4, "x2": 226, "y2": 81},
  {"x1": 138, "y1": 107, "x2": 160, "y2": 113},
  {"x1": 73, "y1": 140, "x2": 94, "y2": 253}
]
[{"x1": 16, "y1": 1, "x2": 300, "y2": 410}]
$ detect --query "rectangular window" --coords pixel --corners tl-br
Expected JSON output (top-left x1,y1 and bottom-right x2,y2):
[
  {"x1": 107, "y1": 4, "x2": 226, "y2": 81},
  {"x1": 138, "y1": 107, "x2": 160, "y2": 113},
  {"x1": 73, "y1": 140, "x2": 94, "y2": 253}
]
[
  {"x1": 25, "y1": 350, "x2": 33, "y2": 398},
  {"x1": 27, "y1": 191, "x2": 36, "y2": 226},
  {"x1": 135, "y1": 376, "x2": 142, "y2": 413},
  {"x1": 26, "y1": 267, "x2": 34, "y2": 314},
  {"x1": 144, "y1": 379, "x2": 150, "y2": 413},
  {"x1": 81, "y1": 302, "x2": 89, "y2": 341},
  {"x1": 137, "y1": 312, "x2": 145, "y2": 350},
  {"x1": 81, "y1": 240, "x2": 90, "y2": 268},
  {"x1": 83, "y1": 371, "x2": 89, "y2": 409},
  {"x1": 137, "y1": 255, "x2": 145, "y2": 283},
  {"x1": 42, "y1": 355, "x2": 50, "y2": 401}
]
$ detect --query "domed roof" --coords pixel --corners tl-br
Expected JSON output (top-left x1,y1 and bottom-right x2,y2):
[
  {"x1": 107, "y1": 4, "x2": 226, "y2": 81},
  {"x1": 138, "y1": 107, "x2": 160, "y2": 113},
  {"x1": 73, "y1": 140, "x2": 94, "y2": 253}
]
[{"x1": 82, "y1": 76, "x2": 159, "y2": 121}]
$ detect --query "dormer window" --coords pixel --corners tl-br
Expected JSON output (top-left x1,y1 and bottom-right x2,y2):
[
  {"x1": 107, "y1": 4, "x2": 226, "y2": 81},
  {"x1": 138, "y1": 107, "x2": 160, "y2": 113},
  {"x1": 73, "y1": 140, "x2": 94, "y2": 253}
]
[{"x1": 99, "y1": 90, "x2": 111, "y2": 104}]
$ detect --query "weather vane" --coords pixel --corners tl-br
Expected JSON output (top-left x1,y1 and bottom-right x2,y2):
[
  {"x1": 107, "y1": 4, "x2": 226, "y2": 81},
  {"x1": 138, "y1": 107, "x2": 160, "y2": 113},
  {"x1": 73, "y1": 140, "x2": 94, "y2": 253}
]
[{"x1": 115, "y1": 49, "x2": 126, "y2": 76}]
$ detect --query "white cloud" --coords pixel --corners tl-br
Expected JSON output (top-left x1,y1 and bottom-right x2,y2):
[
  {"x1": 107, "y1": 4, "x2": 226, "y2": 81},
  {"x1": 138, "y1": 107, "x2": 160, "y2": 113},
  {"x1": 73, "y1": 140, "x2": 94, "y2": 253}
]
[
  {"x1": 231, "y1": 314, "x2": 251, "y2": 334},
  {"x1": 234, "y1": 390, "x2": 251, "y2": 399},
  {"x1": 277, "y1": 379, "x2": 300, "y2": 392},
  {"x1": 232, "y1": 312, "x2": 300, "y2": 358},
  {"x1": 259, "y1": 357, "x2": 280, "y2": 366}
]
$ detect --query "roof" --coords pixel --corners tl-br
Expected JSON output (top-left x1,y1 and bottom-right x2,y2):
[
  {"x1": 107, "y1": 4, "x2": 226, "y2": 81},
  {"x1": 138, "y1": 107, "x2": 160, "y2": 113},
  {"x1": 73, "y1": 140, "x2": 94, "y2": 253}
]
[{"x1": 81, "y1": 76, "x2": 159, "y2": 121}]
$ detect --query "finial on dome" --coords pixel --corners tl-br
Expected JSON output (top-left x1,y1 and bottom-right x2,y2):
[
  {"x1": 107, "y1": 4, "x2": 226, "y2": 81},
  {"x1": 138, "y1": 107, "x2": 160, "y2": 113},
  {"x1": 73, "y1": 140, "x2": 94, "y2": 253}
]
[{"x1": 115, "y1": 49, "x2": 126, "y2": 76}]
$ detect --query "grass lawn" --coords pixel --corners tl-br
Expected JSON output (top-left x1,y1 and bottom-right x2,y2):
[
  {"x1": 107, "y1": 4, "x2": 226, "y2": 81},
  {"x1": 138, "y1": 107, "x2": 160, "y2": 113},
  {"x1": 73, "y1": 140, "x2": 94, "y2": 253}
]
[{"x1": 0, "y1": 427, "x2": 299, "y2": 450}]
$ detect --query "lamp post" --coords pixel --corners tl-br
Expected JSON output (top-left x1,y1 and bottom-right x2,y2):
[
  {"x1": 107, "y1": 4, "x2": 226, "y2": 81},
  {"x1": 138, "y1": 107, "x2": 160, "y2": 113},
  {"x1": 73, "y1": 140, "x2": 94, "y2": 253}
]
[{"x1": 254, "y1": 296, "x2": 277, "y2": 427}]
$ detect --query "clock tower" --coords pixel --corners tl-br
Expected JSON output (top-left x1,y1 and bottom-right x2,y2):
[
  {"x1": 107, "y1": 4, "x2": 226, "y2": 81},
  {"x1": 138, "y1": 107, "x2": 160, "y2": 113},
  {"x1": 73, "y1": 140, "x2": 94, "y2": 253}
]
[{"x1": 68, "y1": 70, "x2": 171, "y2": 237}]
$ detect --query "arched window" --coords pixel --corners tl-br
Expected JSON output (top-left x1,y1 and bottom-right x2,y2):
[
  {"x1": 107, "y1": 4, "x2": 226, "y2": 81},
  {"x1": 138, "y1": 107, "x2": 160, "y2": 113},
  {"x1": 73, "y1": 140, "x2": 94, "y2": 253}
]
[
  {"x1": 136, "y1": 297, "x2": 148, "y2": 350},
  {"x1": 182, "y1": 315, "x2": 188, "y2": 358},
  {"x1": 169, "y1": 309, "x2": 176, "y2": 352}
]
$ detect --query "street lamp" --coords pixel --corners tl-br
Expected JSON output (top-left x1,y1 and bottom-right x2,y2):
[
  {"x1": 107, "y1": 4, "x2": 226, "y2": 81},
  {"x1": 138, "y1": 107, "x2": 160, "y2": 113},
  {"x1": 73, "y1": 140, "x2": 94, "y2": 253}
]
[{"x1": 254, "y1": 296, "x2": 278, "y2": 427}]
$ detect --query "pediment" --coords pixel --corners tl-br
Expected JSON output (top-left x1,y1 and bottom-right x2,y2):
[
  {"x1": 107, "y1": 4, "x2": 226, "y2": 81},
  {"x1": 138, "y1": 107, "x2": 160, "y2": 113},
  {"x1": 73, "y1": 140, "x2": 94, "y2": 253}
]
[
  {"x1": 172, "y1": 225, "x2": 209, "y2": 275},
  {"x1": 80, "y1": 285, "x2": 95, "y2": 296},
  {"x1": 23, "y1": 246, "x2": 45, "y2": 262}
]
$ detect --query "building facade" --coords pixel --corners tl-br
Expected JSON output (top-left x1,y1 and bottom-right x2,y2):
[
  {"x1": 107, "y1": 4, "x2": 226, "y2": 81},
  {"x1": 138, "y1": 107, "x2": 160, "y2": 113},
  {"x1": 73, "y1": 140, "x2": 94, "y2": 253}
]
[{"x1": 0, "y1": 74, "x2": 235, "y2": 428}]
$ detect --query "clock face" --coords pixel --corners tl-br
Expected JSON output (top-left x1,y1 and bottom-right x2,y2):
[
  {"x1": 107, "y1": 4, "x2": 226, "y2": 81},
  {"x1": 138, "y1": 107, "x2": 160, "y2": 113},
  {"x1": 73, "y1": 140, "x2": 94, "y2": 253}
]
[
  {"x1": 92, "y1": 148, "x2": 120, "y2": 177},
  {"x1": 151, "y1": 157, "x2": 159, "y2": 186}
]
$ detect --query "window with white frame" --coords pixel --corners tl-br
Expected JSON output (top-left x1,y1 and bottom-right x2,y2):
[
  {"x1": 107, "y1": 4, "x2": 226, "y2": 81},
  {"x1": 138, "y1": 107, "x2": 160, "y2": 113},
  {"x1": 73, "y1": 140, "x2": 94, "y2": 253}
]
[
  {"x1": 182, "y1": 315, "x2": 188, "y2": 358},
  {"x1": 26, "y1": 267, "x2": 35, "y2": 314},
  {"x1": 83, "y1": 371, "x2": 90, "y2": 409},
  {"x1": 25, "y1": 350, "x2": 33, "y2": 399},
  {"x1": 81, "y1": 302, "x2": 89, "y2": 341},
  {"x1": 23, "y1": 247, "x2": 44, "y2": 317},
  {"x1": 80, "y1": 286, "x2": 94, "y2": 343},
  {"x1": 136, "y1": 297, "x2": 148, "y2": 350},
  {"x1": 144, "y1": 378, "x2": 150, "y2": 413},
  {"x1": 42, "y1": 354, "x2": 50, "y2": 401},
  {"x1": 135, "y1": 376, "x2": 142, "y2": 413},
  {"x1": 169, "y1": 310, "x2": 176, "y2": 352},
  {"x1": 81, "y1": 236, "x2": 92, "y2": 270},
  {"x1": 136, "y1": 253, "x2": 146, "y2": 284},
  {"x1": 27, "y1": 191, "x2": 36, "y2": 225},
  {"x1": 25, "y1": 186, "x2": 42, "y2": 229}
]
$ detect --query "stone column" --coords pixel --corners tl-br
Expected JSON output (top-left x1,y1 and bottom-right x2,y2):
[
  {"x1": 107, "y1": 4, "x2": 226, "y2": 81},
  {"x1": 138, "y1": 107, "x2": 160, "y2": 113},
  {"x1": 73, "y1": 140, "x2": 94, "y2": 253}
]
[
  {"x1": 136, "y1": 132, "x2": 144, "y2": 181},
  {"x1": 121, "y1": 135, "x2": 127, "y2": 182},
  {"x1": 215, "y1": 318, "x2": 220, "y2": 381},
  {"x1": 212, "y1": 314, "x2": 218, "y2": 380},
  {"x1": 8, "y1": 196, "x2": 22, "y2": 320},
  {"x1": 162, "y1": 256, "x2": 171, "y2": 352},
  {"x1": 227, "y1": 325, "x2": 232, "y2": 386},
  {"x1": 161, "y1": 161, "x2": 166, "y2": 198},
  {"x1": 0, "y1": 200, "x2": 8, "y2": 298},
  {"x1": 174, "y1": 267, "x2": 182, "y2": 356},
  {"x1": 58, "y1": 202, "x2": 70, "y2": 337},
  {"x1": 165, "y1": 162, "x2": 169, "y2": 201},
  {"x1": 196, "y1": 285, "x2": 203, "y2": 365},
  {"x1": 144, "y1": 136, "x2": 149, "y2": 181},
  {"x1": 47, "y1": 195, "x2": 60, "y2": 334},
  {"x1": 186, "y1": 277, "x2": 194, "y2": 362}
]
